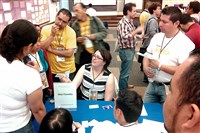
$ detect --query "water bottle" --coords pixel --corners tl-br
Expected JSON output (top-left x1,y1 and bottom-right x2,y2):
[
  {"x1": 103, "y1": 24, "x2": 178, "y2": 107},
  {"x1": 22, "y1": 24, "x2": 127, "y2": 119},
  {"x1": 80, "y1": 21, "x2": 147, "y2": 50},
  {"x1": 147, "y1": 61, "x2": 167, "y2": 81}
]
[
  {"x1": 148, "y1": 68, "x2": 158, "y2": 82},
  {"x1": 89, "y1": 87, "x2": 98, "y2": 100}
]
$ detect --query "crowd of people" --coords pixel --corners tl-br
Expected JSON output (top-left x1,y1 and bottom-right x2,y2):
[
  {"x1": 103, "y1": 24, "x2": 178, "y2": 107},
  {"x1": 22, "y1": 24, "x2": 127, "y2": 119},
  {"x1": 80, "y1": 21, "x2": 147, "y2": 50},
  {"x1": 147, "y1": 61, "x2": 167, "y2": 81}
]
[{"x1": 0, "y1": 1, "x2": 200, "y2": 133}]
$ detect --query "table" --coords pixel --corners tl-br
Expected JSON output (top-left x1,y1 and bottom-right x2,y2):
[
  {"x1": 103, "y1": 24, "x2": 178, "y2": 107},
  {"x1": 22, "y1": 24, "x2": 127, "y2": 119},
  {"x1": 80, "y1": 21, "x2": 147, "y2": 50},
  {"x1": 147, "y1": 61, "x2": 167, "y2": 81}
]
[{"x1": 33, "y1": 99, "x2": 164, "y2": 133}]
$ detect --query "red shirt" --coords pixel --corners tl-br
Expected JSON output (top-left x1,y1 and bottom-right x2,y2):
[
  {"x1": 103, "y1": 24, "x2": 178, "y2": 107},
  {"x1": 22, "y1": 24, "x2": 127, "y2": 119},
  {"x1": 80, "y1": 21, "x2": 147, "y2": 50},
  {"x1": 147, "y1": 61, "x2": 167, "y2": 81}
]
[{"x1": 186, "y1": 23, "x2": 200, "y2": 49}]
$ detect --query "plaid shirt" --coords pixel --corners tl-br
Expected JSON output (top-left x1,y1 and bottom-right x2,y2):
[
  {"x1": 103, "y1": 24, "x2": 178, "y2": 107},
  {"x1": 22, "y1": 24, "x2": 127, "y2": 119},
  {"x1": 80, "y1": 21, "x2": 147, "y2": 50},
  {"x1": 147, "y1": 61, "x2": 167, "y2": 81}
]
[{"x1": 117, "y1": 16, "x2": 135, "y2": 49}]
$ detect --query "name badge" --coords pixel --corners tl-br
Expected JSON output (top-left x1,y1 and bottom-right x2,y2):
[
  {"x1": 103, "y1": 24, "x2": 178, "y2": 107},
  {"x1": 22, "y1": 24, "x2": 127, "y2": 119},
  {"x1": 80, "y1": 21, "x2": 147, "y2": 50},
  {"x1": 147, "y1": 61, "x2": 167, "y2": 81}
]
[
  {"x1": 40, "y1": 72, "x2": 49, "y2": 89},
  {"x1": 56, "y1": 47, "x2": 65, "y2": 62}
]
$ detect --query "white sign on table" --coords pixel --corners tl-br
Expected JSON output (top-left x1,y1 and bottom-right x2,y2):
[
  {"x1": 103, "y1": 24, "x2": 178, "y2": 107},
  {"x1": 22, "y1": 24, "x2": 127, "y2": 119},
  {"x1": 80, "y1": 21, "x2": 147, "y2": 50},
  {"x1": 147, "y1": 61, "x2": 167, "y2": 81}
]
[{"x1": 54, "y1": 83, "x2": 77, "y2": 110}]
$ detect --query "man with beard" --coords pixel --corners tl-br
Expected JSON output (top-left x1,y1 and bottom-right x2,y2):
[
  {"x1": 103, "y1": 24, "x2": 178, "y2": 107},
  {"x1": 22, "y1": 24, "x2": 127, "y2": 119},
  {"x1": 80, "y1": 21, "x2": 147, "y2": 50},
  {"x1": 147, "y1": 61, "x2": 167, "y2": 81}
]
[{"x1": 163, "y1": 49, "x2": 200, "y2": 133}]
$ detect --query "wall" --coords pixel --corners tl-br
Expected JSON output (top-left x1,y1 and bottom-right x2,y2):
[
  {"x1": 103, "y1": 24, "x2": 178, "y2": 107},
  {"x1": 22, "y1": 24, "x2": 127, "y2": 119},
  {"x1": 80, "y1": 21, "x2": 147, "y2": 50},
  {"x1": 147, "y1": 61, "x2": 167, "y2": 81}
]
[
  {"x1": 1, "y1": 0, "x2": 200, "y2": 34},
  {"x1": 0, "y1": 0, "x2": 57, "y2": 34},
  {"x1": 48, "y1": 0, "x2": 58, "y2": 22},
  {"x1": 162, "y1": 0, "x2": 200, "y2": 7}
]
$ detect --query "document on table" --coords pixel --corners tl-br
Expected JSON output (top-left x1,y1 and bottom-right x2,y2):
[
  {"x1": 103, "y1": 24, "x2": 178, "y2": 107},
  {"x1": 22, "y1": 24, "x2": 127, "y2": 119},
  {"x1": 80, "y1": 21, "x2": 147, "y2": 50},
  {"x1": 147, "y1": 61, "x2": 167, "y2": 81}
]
[
  {"x1": 54, "y1": 83, "x2": 77, "y2": 110},
  {"x1": 89, "y1": 104, "x2": 99, "y2": 109}
]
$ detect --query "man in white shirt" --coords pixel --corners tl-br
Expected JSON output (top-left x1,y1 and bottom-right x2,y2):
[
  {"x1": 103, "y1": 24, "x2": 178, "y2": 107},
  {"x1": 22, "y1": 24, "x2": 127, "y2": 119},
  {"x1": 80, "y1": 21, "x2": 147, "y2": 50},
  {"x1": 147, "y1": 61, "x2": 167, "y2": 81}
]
[
  {"x1": 143, "y1": 6, "x2": 195, "y2": 104},
  {"x1": 91, "y1": 89, "x2": 143, "y2": 133}
]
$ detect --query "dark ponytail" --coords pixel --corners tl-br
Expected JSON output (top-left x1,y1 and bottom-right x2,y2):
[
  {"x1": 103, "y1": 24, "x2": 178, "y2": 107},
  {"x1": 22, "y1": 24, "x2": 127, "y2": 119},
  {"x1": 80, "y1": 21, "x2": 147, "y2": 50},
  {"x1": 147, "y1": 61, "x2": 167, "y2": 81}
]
[{"x1": 0, "y1": 19, "x2": 38, "y2": 63}]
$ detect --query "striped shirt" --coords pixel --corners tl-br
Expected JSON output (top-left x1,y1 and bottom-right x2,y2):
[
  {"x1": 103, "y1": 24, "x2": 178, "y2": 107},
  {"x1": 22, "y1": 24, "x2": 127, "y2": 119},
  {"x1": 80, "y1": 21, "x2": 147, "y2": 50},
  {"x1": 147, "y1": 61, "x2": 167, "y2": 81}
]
[
  {"x1": 80, "y1": 64, "x2": 111, "y2": 100},
  {"x1": 117, "y1": 16, "x2": 136, "y2": 49}
]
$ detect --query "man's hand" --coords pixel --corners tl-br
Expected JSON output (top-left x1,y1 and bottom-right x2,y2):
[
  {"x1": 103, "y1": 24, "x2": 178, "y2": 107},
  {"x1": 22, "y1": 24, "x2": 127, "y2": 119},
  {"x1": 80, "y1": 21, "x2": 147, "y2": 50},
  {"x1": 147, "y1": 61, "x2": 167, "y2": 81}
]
[
  {"x1": 77, "y1": 37, "x2": 85, "y2": 43},
  {"x1": 85, "y1": 34, "x2": 96, "y2": 40},
  {"x1": 51, "y1": 25, "x2": 59, "y2": 37},
  {"x1": 47, "y1": 46, "x2": 54, "y2": 53},
  {"x1": 149, "y1": 59, "x2": 159, "y2": 69},
  {"x1": 143, "y1": 66, "x2": 155, "y2": 78}
]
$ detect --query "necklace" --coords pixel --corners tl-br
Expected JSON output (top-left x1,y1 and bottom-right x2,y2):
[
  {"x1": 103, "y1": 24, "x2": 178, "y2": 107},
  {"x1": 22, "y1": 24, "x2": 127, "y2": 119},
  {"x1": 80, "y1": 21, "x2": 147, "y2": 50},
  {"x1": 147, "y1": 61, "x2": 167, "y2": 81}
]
[
  {"x1": 92, "y1": 67, "x2": 103, "y2": 88},
  {"x1": 92, "y1": 67, "x2": 103, "y2": 82},
  {"x1": 158, "y1": 30, "x2": 180, "y2": 58}
]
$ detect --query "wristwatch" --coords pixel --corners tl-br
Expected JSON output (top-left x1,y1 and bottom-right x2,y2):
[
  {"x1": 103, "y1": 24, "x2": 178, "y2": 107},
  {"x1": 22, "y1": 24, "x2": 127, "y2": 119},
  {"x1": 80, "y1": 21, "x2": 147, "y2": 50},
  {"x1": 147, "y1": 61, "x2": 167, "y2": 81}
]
[{"x1": 157, "y1": 63, "x2": 162, "y2": 71}]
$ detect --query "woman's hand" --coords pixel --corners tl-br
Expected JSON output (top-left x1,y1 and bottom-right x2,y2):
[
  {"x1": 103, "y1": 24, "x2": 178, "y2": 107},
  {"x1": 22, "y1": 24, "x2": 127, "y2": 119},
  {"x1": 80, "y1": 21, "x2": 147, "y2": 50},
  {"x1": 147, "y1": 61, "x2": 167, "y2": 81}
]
[
  {"x1": 26, "y1": 61, "x2": 40, "y2": 72},
  {"x1": 73, "y1": 122, "x2": 82, "y2": 131},
  {"x1": 59, "y1": 76, "x2": 72, "y2": 83}
]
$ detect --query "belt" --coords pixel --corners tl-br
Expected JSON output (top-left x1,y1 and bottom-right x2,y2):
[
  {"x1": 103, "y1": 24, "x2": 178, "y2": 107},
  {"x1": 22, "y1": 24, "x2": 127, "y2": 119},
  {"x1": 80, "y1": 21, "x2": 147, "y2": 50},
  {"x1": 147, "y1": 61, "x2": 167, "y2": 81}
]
[
  {"x1": 153, "y1": 81, "x2": 170, "y2": 86},
  {"x1": 119, "y1": 48, "x2": 134, "y2": 50}
]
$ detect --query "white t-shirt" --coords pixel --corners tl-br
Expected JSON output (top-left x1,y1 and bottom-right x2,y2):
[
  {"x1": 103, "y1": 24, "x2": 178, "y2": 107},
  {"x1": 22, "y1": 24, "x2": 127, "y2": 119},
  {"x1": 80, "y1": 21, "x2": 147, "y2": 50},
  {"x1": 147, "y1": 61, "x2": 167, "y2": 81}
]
[
  {"x1": 147, "y1": 31, "x2": 195, "y2": 82},
  {"x1": 0, "y1": 56, "x2": 42, "y2": 132},
  {"x1": 91, "y1": 120, "x2": 162, "y2": 133}
]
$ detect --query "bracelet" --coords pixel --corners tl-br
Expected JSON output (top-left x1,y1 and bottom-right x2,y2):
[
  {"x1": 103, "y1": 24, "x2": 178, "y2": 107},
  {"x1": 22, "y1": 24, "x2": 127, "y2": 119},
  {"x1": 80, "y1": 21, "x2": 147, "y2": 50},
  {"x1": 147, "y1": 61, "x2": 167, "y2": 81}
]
[{"x1": 157, "y1": 63, "x2": 162, "y2": 71}]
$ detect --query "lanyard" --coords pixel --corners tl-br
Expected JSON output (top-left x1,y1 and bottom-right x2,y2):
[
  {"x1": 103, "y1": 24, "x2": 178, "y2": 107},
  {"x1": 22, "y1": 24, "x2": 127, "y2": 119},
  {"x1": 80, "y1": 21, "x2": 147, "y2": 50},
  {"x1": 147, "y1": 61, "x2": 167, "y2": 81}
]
[
  {"x1": 30, "y1": 53, "x2": 42, "y2": 72},
  {"x1": 56, "y1": 30, "x2": 64, "y2": 46},
  {"x1": 158, "y1": 30, "x2": 179, "y2": 59}
]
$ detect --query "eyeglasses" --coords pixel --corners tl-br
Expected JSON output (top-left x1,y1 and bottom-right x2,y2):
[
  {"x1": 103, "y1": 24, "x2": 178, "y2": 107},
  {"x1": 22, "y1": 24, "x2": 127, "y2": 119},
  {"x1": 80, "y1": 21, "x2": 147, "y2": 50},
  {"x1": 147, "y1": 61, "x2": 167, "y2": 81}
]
[{"x1": 92, "y1": 54, "x2": 103, "y2": 60}]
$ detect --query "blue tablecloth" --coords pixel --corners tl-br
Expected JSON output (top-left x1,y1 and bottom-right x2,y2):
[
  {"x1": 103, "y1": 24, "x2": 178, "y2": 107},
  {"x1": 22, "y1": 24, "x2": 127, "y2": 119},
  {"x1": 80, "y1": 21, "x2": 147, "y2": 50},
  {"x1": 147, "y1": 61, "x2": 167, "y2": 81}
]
[{"x1": 33, "y1": 99, "x2": 164, "y2": 133}]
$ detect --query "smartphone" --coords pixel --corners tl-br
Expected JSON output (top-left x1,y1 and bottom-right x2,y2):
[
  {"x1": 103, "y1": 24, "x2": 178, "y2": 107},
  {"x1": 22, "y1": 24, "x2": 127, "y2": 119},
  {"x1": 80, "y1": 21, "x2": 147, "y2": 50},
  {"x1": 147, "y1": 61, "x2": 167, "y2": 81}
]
[{"x1": 23, "y1": 56, "x2": 31, "y2": 64}]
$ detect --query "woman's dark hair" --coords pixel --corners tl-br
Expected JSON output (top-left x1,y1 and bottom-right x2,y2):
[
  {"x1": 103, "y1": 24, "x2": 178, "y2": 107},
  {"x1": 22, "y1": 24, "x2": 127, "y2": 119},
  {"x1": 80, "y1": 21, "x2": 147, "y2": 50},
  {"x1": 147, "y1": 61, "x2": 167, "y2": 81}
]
[
  {"x1": 98, "y1": 48, "x2": 112, "y2": 70},
  {"x1": 39, "y1": 108, "x2": 73, "y2": 133},
  {"x1": 0, "y1": 24, "x2": 10, "y2": 40},
  {"x1": 0, "y1": 19, "x2": 38, "y2": 63}
]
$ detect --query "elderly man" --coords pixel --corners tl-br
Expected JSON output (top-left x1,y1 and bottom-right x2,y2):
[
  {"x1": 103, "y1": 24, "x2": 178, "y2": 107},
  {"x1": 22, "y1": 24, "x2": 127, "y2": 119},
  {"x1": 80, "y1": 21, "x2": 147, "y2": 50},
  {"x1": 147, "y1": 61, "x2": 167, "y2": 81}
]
[
  {"x1": 72, "y1": 2, "x2": 107, "y2": 71},
  {"x1": 163, "y1": 49, "x2": 200, "y2": 133}
]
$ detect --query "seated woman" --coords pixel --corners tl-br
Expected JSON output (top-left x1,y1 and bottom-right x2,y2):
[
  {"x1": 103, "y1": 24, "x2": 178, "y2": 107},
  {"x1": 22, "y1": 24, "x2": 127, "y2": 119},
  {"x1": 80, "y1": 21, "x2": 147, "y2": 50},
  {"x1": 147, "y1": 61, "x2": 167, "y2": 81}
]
[
  {"x1": 39, "y1": 108, "x2": 84, "y2": 133},
  {"x1": 60, "y1": 48, "x2": 115, "y2": 101}
]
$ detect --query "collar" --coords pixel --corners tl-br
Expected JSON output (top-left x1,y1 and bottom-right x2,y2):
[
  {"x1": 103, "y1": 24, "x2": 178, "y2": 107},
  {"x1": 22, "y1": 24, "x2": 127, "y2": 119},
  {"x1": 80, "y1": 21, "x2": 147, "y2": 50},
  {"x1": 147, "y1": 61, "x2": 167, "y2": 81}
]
[
  {"x1": 123, "y1": 16, "x2": 132, "y2": 23},
  {"x1": 143, "y1": 9, "x2": 149, "y2": 13},
  {"x1": 122, "y1": 122, "x2": 136, "y2": 127}
]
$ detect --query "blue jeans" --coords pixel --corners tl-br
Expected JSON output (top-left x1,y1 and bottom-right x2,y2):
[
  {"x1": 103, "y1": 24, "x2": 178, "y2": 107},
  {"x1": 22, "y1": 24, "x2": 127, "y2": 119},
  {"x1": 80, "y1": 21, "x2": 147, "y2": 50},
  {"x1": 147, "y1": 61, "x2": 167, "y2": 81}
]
[
  {"x1": 118, "y1": 48, "x2": 134, "y2": 90},
  {"x1": 143, "y1": 82, "x2": 166, "y2": 104},
  {"x1": 9, "y1": 119, "x2": 34, "y2": 133}
]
